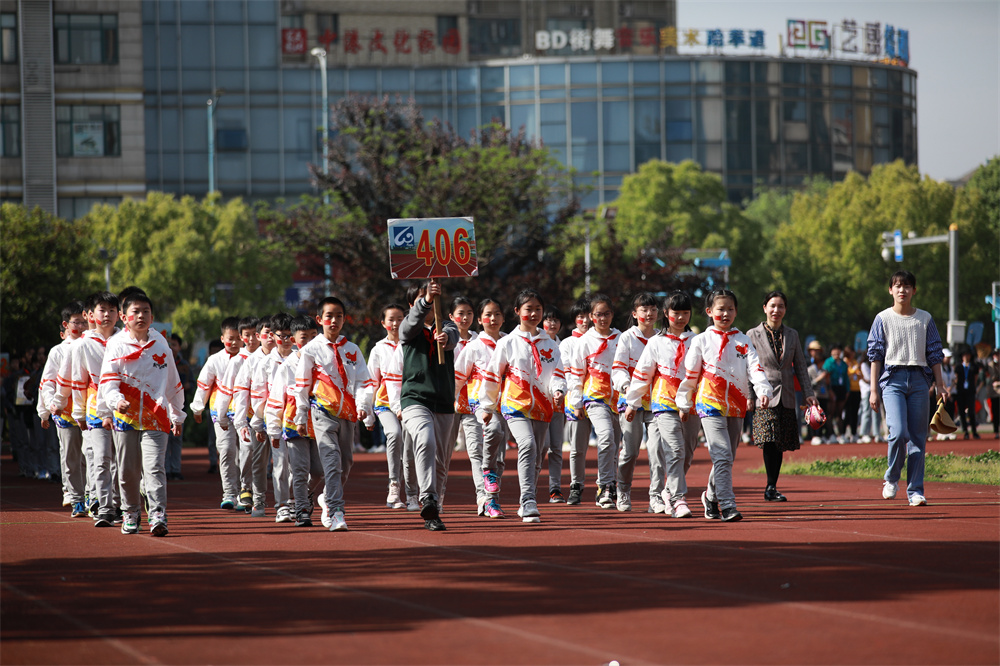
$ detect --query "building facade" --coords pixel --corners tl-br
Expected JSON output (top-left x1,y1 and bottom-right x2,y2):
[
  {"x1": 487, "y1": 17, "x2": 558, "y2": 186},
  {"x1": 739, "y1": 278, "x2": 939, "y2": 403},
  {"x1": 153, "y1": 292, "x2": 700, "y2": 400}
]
[{"x1": 1, "y1": 0, "x2": 917, "y2": 216}]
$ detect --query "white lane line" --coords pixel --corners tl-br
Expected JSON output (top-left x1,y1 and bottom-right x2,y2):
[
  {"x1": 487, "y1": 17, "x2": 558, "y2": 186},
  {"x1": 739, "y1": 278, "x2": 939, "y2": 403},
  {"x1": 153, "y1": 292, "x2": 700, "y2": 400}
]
[{"x1": 1, "y1": 581, "x2": 162, "y2": 665}]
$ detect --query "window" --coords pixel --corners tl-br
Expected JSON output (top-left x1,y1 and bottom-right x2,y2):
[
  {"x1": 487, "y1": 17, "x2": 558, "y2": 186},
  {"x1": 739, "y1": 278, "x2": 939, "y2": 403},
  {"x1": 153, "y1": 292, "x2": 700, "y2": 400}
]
[
  {"x1": 1, "y1": 13, "x2": 16, "y2": 64},
  {"x1": 468, "y1": 18, "x2": 520, "y2": 57},
  {"x1": 1, "y1": 105, "x2": 20, "y2": 157},
  {"x1": 317, "y1": 13, "x2": 337, "y2": 47},
  {"x1": 54, "y1": 14, "x2": 118, "y2": 64},
  {"x1": 56, "y1": 106, "x2": 121, "y2": 157},
  {"x1": 437, "y1": 15, "x2": 458, "y2": 46}
]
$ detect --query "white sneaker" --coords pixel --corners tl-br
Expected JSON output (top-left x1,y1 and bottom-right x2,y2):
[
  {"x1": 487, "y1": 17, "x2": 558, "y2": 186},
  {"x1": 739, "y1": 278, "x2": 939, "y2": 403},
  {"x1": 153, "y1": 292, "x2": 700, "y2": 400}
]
[
  {"x1": 672, "y1": 501, "x2": 693, "y2": 518},
  {"x1": 275, "y1": 506, "x2": 293, "y2": 523},
  {"x1": 616, "y1": 490, "x2": 632, "y2": 512},
  {"x1": 386, "y1": 481, "x2": 404, "y2": 509},
  {"x1": 318, "y1": 494, "x2": 331, "y2": 528},
  {"x1": 330, "y1": 509, "x2": 348, "y2": 531},
  {"x1": 908, "y1": 494, "x2": 927, "y2": 506},
  {"x1": 860, "y1": 435, "x2": 872, "y2": 444},
  {"x1": 882, "y1": 481, "x2": 898, "y2": 500},
  {"x1": 810, "y1": 437, "x2": 823, "y2": 446},
  {"x1": 406, "y1": 496, "x2": 420, "y2": 511},
  {"x1": 519, "y1": 499, "x2": 541, "y2": 524},
  {"x1": 648, "y1": 496, "x2": 667, "y2": 514}
]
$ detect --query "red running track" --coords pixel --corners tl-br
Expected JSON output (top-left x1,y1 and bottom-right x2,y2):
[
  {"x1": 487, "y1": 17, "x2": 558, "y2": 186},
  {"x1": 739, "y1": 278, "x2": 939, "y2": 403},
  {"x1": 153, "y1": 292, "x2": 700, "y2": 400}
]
[{"x1": 2, "y1": 435, "x2": 998, "y2": 665}]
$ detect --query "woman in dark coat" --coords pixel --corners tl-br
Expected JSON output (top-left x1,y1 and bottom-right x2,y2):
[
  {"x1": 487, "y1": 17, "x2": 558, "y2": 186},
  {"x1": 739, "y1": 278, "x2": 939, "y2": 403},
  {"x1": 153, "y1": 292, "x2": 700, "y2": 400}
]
[{"x1": 747, "y1": 291, "x2": 818, "y2": 501}]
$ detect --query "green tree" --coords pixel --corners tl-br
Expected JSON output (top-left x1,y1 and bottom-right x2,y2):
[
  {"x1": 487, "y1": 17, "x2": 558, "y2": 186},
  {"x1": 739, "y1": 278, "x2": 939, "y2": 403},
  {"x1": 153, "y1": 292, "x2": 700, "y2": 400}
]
[
  {"x1": 261, "y1": 97, "x2": 581, "y2": 343},
  {"x1": 85, "y1": 192, "x2": 293, "y2": 340},
  {"x1": 1, "y1": 204, "x2": 102, "y2": 353},
  {"x1": 951, "y1": 156, "x2": 1000, "y2": 344}
]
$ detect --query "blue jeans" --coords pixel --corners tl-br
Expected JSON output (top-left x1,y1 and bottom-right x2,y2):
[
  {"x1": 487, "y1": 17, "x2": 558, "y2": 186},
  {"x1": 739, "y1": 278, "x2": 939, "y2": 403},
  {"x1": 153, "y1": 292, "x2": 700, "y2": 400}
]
[{"x1": 881, "y1": 367, "x2": 930, "y2": 498}]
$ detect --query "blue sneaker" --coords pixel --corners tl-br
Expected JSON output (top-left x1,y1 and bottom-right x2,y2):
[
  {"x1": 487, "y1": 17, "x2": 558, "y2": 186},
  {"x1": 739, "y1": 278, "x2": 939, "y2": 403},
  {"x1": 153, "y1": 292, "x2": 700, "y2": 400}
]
[
  {"x1": 71, "y1": 501, "x2": 87, "y2": 517},
  {"x1": 220, "y1": 497, "x2": 236, "y2": 510}
]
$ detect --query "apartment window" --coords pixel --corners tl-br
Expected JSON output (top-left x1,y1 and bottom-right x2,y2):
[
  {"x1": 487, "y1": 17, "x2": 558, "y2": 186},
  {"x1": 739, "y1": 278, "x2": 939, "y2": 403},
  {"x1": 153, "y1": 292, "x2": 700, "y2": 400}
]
[
  {"x1": 56, "y1": 106, "x2": 120, "y2": 157},
  {"x1": 54, "y1": 14, "x2": 118, "y2": 64},
  {"x1": 1, "y1": 106, "x2": 20, "y2": 157},
  {"x1": 316, "y1": 13, "x2": 338, "y2": 48},
  {"x1": 1, "y1": 13, "x2": 16, "y2": 64},
  {"x1": 468, "y1": 18, "x2": 521, "y2": 56}
]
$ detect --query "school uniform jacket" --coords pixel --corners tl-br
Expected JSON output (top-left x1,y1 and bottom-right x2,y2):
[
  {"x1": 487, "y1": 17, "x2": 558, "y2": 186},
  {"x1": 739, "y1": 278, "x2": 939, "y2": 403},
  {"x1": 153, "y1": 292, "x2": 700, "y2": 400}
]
[
  {"x1": 612, "y1": 325, "x2": 656, "y2": 412},
  {"x1": 38, "y1": 338, "x2": 77, "y2": 428},
  {"x1": 479, "y1": 329, "x2": 566, "y2": 422},
  {"x1": 566, "y1": 327, "x2": 621, "y2": 412},
  {"x1": 293, "y1": 334, "x2": 375, "y2": 427},
  {"x1": 265, "y1": 350, "x2": 314, "y2": 440},
  {"x1": 55, "y1": 329, "x2": 113, "y2": 428},
  {"x1": 384, "y1": 344, "x2": 404, "y2": 416},
  {"x1": 213, "y1": 348, "x2": 250, "y2": 428},
  {"x1": 191, "y1": 349, "x2": 236, "y2": 423},
  {"x1": 97, "y1": 331, "x2": 186, "y2": 432},
  {"x1": 675, "y1": 327, "x2": 773, "y2": 419},
  {"x1": 367, "y1": 337, "x2": 399, "y2": 416},
  {"x1": 454, "y1": 332, "x2": 503, "y2": 415},
  {"x1": 249, "y1": 348, "x2": 287, "y2": 434},
  {"x1": 626, "y1": 330, "x2": 697, "y2": 414},
  {"x1": 230, "y1": 347, "x2": 267, "y2": 430},
  {"x1": 559, "y1": 330, "x2": 585, "y2": 420}
]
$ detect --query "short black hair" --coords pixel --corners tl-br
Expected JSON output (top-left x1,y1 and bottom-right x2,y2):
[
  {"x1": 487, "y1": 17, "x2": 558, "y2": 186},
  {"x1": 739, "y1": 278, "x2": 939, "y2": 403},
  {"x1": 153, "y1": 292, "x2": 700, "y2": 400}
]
[
  {"x1": 121, "y1": 292, "x2": 153, "y2": 315},
  {"x1": 220, "y1": 317, "x2": 240, "y2": 334},
  {"x1": 570, "y1": 298, "x2": 591, "y2": 319},
  {"x1": 380, "y1": 303, "x2": 406, "y2": 321},
  {"x1": 543, "y1": 305, "x2": 562, "y2": 323},
  {"x1": 589, "y1": 293, "x2": 613, "y2": 313},
  {"x1": 238, "y1": 316, "x2": 259, "y2": 333},
  {"x1": 513, "y1": 289, "x2": 543, "y2": 314},
  {"x1": 406, "y1": 283, "x2": 428, "y2": 307},
  {"x1": 117, "y1": 286, "x2": 146, "y2": 304},
  {"x1": 762, "y1": 290, "x2": 788, "y2": 308},
  {"x1": 291, "y1": 314, "x2": 314, "y2": 334},
  {"x1": 270, "y1": 312, "x2": 293, "y2": 332},
  {"x1": 705, "y1": 288, "x2": 738, "y2": 309},
  {"x1": 451, "y1": 296, "x2": 474, "y2": 314},
  {"x1": 61, "y1": 300, "x2": 85, "y2": 323},
  {"x1": 889, "y1": 270, "x2": 916, "y2": 289},
  {"x1": 317, "y1": 296, "x2": 346, "y2": 314},
  {"x1": 91, "y1": 291, "x2": 120, "y2": 311},
  {"x1": 170, "y1": 332, "x2": 183, "y2": 345},
  {"x1": 664, "y1": 291, "x2": 692, "y2": 312},
  {"x1": 256, "y1": 315, "x2": 272, "y2": 333},
  {"x1": 631, "y1": 292, "x2": 658, "y2": 309},
  {"x1": 208, "y1": 339, "x2": 225, "y2": 353}
]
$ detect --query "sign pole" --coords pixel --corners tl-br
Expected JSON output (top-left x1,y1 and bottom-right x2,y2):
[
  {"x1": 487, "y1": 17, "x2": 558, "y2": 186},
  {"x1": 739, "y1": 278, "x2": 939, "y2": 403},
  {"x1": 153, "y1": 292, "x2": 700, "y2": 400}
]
[{"x1": 432, "y1": 283, "x2": 445, "y2": 364}]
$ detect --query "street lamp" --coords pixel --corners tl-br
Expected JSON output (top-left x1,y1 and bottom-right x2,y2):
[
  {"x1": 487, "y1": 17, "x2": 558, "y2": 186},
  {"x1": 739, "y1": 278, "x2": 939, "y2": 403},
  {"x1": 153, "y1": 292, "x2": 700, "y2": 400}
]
[
  {"x1": 206, "y1": 89, "x2": 223, "y2": 195},
  {"x1": 880, "y1": 224, "x2": 961, "y2": 344},
  {"x1": 98, "y1": 247, "x2": 117, "y2": 291},
  {"x1": 586, "y1": 206, "x2": 617, "y2": 296},
  {"x1": 310, "y1": 47, "x2": 331, "y2": 294}
]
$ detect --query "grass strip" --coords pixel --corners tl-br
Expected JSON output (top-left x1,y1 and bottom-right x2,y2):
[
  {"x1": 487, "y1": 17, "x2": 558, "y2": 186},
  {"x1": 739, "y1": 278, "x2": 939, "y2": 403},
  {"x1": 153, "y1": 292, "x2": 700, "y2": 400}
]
[{"x1": 748, "y1": 450, "x2": 1000, "y2": 485}]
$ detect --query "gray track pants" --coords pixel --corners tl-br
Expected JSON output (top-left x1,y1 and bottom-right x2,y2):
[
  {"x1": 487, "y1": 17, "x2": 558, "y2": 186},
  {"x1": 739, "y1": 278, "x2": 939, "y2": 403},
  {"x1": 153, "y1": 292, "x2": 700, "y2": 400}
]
[
  {"x1": 701, "y1": 415, "x2": 741, "y2": 510},
  {"x1": 401, "y1": 405, "x2": 454, "y2": 505},
  {"x1": 655, "y1": 411, "x2": 701, "y2": 505}
]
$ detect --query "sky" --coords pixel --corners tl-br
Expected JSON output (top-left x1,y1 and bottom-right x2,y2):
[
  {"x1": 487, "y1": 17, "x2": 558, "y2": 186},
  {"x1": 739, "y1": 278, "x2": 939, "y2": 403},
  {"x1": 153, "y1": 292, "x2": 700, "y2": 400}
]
[{"x1": 678, "y1": 0, "x2": 1000, "y2": 181}]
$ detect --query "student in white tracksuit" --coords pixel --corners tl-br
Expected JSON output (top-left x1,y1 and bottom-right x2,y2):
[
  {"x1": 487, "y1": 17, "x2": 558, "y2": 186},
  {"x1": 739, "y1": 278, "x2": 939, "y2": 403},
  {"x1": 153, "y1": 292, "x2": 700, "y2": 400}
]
[
  {"x1": 625, "y1": 291, "x2": 700, "y2": 518},
  {"x1": 454, "y1": 298, "x2": 506, "y2": 518},
  {"x1": 479, "y1": 289, "x2": 566, "y2": 524},
  {"x1": 560, "y1": 301, "x2": 591, "y2": 505},
  {"x1": 612, "y1": 292, "x2": 660, "y2": 512},
  {"x1": 676, "y1": 289, "x2": 773, "y2": 523},
  {"x1": 232, "y1": 318, "x2": 275, "y2": 516},
  {"x1": 367, "y1": 303, "x2": 408, "y2": 509},
  {"x1": 215, "y1": 316, "x2": 261, "y2": 510},
  {"x1": 566, "y1": 294, "x2": 621, "y2": 510}
]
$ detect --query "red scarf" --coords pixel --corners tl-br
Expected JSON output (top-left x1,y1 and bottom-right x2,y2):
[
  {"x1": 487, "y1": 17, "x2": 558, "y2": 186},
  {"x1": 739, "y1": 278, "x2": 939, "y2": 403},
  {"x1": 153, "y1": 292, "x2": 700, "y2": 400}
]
[
  {"x1": 327, "y1": 337, "x2": 350, "y2": 388},
  {"x1": 711, "y1": 328, "x2": 740, "y2": 361},
  {"x1": 521, "y1": 334, "x2": 544, "y2": 377},
  {"x1": 586, "y1": 333, "x2": 618, "y2": 363},
  {"x1": 111, "y1": 339, "x2": 156, "y2": 364},
  {"x1": 665, "y1": 333, "x2": 688, "y2": 372}
]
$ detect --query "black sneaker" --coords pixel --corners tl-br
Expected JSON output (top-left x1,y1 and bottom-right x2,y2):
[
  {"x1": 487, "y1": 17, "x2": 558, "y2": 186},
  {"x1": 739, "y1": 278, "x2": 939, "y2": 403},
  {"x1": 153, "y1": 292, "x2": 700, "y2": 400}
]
[
  {"x1": 566, "y1": 483, "x2": 583, "y2": 505},
  {"x1": 424, "y1": 517, "x2": 447, "y2": 531},
  {"x1": 295, "y1": 511, "x2": 312, "y2": 527},
  {"x1": 113, "y1": 508, "x2": 124, "y2": 525},
  {"x1": 720, "y1": 506, "x2": 743, "y2": 522},
  {"x1": 763, "y1": 486, "x2": 787, "y2": 502},
  {"x1": 549, "y1": 489, "x2": 565, "y2": 503},
  {"x1": 596, "y1": 485, "x2": 615, "y2": 509},
  {"x1": 701, "y1": 491, "x2": 721, "y2": 520},
  {"x1": 94, "y1": 511, "x2": 114, "y2": 528},
  {"x1": 420, "y1": 499, "x2": 440, "y2": 521}
]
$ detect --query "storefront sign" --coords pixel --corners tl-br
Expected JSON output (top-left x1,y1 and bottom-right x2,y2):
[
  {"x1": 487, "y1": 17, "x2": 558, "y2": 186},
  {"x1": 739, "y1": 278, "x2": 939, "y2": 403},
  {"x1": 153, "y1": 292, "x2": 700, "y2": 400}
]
[
  {"x1": 534, "y1": 27, "x2": 766, "y2": 53},
  {"x1": 313, "y1": 28, "x2": 461, "y2": 56},
  {"x1": 282, "y1": 28, "x2": 307, "y2": 54},
  {"x1": 388, "y1": 217, "x2": 478, "y2": 280},
  {"x1": 787, "y1": 19, "x2": 909, "y2": 64}
]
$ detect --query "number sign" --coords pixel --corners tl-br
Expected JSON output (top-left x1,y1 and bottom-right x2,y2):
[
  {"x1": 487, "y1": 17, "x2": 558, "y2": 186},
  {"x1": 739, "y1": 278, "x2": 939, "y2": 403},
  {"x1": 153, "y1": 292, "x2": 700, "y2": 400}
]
[{"x1": 387, "y1": 217, "x2": 478, "y2": 279}]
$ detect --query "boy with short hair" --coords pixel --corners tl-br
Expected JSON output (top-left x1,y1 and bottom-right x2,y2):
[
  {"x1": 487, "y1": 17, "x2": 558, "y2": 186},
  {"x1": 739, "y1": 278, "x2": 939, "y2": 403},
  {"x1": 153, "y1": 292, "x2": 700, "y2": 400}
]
[
  {"x1": 190, "y1": 317, "x2": 243, "y2": 509},
  {"x1": 54, "y1": 292, "x2": 121, "y2": 526},
  {"x1": 867, "y1": 270, "x2": 947, "y2": 507},
  {"x1": 398, "y1": 279, "x2": 459, "y2": 531},
  {"x1": 98, "y1": 292, "x2": 186, "y2": 536},
  {"x1": 294, "y1": 297, "x2": 375, "y2": 532},
  {"x1": 38, "y1": 301, "x2": 88, "y2": 515},
  {"x1": 231, "y1": 315, "x2": 273, "y2": 517},
  {"x1": 266, "y1": 315, "x2": 323, "y2": 527},
  {"x1": 251, "y1": 313, "x2": 296, "y2": 522},
  {"x1": 216, "y1": 316, "x2": 260, "y2": 511}
]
